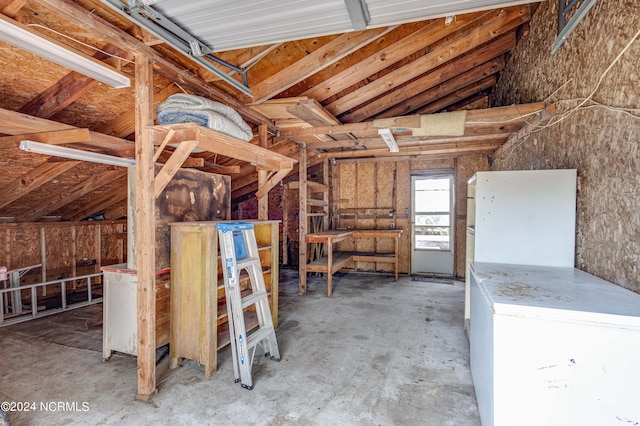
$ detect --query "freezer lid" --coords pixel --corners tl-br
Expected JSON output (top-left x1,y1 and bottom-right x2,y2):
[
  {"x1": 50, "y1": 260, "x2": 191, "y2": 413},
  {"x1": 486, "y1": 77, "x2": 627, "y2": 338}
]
[{"x1": 471, "y1": 262, "x2": 640, "y2": 328}]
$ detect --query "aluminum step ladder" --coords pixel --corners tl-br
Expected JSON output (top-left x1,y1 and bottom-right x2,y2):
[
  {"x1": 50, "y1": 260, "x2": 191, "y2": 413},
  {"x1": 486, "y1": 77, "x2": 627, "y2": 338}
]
[{"x1": 216, "y1": 222, "x2": 280, "y2": 390}]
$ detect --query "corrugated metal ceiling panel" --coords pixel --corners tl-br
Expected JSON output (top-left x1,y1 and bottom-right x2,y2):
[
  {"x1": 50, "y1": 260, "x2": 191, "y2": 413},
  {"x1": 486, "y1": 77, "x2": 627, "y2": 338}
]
[{"x1": 144, "y1": 0, "x2": 539, "y2": 51}]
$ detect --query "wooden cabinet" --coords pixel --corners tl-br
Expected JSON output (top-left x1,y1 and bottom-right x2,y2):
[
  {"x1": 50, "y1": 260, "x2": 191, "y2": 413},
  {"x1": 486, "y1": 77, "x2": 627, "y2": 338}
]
[{"x1": 168, "y1": 220, "x2": 279, "y2": 377}]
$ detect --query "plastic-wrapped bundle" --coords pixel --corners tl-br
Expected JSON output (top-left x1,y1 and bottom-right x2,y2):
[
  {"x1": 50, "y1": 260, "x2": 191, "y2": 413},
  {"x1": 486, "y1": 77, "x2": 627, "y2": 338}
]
[{"x1": 156, "y1": 94, "x2": 253, "y2": 142}]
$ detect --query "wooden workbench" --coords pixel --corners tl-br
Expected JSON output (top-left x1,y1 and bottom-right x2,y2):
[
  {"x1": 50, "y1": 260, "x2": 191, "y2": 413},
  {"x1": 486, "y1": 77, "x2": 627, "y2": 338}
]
[{"x1": 304, "y1": 229, "x2": 402, "y2": 296}]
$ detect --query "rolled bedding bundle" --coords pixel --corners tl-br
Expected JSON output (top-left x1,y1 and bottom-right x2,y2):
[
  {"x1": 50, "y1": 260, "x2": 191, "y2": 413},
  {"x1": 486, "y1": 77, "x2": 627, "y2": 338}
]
[{"x1": 156, "y1": 94, "x2": 253, "y2": 142}]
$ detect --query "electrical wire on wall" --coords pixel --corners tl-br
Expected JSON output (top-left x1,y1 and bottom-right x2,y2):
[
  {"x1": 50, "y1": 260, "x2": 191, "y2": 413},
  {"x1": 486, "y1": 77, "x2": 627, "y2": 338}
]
[{"x1": 492, "y1": 25, "x2": 640, "y2": 166}]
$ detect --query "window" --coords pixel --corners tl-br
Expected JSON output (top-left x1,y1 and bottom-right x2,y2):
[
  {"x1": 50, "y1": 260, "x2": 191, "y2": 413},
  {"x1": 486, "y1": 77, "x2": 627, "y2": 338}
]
[{"x1": 413, "y1": 176, "x2": 452, "y2": 251}]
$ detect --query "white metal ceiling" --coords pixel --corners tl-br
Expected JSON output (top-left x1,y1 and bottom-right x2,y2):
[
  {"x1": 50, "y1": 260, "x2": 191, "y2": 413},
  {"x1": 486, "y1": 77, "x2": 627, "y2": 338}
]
[{"x1": 142, "y1": 0, "x2": 542, "y2": 52}]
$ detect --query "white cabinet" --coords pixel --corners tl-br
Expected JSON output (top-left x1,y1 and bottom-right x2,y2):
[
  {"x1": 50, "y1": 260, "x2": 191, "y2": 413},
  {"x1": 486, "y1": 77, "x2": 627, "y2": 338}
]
[
  {"x1": 465, "y1": 169, "x2": 577, "y2": 329},
  {"x1": 470, "y1": 262, "x2": 640, "y2": 426},
  {"x1": 102, "y1": 264, "x2": 170, "y2": 359}
]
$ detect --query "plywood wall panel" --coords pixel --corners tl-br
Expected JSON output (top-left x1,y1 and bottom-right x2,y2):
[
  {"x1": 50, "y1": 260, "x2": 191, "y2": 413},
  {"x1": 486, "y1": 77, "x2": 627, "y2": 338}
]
[
  {"x1": 155, "y1": 167, "x2": 230, "y2": 269},
  {"x1": 491, "y1": 0, "x2": 640, "y2": 292}
]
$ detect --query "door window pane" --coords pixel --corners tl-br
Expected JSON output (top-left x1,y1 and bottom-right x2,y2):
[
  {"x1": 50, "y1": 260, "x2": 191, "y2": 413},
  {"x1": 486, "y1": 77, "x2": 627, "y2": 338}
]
[{"x1": 414, "y1": 177, "x2": 451, "y2": 251}]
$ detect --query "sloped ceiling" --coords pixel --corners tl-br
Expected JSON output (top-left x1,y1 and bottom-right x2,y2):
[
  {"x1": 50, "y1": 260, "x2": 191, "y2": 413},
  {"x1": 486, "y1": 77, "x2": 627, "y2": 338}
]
[{"x1": 0, "y1": 0, "x2": 544, "y2": 222}]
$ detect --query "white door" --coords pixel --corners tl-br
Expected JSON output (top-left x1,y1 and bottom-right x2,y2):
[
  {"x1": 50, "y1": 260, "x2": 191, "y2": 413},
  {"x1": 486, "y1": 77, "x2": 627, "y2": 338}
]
[{"x1": 411, "y1": 174, "x2": 454, "y2": 276}]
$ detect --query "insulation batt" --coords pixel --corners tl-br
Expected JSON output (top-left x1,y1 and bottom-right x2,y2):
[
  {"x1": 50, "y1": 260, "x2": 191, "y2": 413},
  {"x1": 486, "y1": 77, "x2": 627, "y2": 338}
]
[{"x1": 156, "y1": 94, "x2": 253, "y2": 141}]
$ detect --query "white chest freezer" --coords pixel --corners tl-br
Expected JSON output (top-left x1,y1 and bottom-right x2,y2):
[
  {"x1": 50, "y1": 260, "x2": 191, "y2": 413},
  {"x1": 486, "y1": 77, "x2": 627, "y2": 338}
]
[{"x1": 470, "y1": 262, "x2": 640, "y2": 426}]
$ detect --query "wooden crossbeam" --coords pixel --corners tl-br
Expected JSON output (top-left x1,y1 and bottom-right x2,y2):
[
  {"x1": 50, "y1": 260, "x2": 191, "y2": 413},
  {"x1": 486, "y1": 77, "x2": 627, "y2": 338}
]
[
  {"x1": 154, "y1": 140, "x2": 199, "y2": 198},
  {"x1": 493, "y1": 105, "x2": 557, "y2": 160},
  {"x1": 255, "y1": 168, "x2": 292, "y2": 198},
  {"x1": 148, "y1": 124, "x2": 296, "y2": 171},
  {"x1": 278, "y1": 103, "x2": 546, "y2": 138},
  {"x1": 319, "y1": 138, "x2": 505, "y2": 158},
  {"x1": 0, "y1": 128, "x2": 91, "y2": 148}
]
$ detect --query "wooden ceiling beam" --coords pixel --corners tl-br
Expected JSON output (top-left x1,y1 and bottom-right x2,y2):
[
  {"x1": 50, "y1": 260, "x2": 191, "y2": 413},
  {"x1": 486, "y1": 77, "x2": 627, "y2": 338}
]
[
  {"x1": 279, "y1": 102, "x2": 546, "y2": 137},
  {"x1": 319, "y1": 138, "x2": 505, "y2": 159},
  {"x1": 414, "y1": 83, "x2": 494, "y2": 115},
  {"x1": 62, "y1": 176, "x2": 128, "y2": 221},
  {"x1": 311, "y1": 132, "x2": 509, "y2": 151},
  {"x1": 18, "y1": 44, "x2": 131, "y2": 118},
  {"x1": 97, "y1": 84, "x2": 181, "y2": 138},
  {"x1": 0, "y1": 160, "x2": 80, "y2": 210},
  {"x1": 36, "y1": 0, "x2": 273, "y2": 128},
  {"x1": 0, "y1": 128, "x2": 91, "y2": 148},
  {"x1": 0, "y1": 0, "x2": 26, "y2": 18},
  {"x1": 373, "y1": 59, "x2": 505, "y2": 119},
  {"x1": 435, "y1": 92, "x2": 490, "y2": 113},
  {"x1": 325, "y1": 5, "x2": 530, "y2": 116},
  {"x1": 17, "y1": 168, "x2": 126, "y2": 222},
  {"x1": 0, "y1": 108, "x2": 134, "y2": 153},
  {"x1": 250, "y1": 26, "x2": 394, "y2": 104},
  {"x1": 339, "y1": 33, "x2": 514, "y2": 122},
  {"x1": 302, "y1": 11, "x2": 482, "y2": 103}
]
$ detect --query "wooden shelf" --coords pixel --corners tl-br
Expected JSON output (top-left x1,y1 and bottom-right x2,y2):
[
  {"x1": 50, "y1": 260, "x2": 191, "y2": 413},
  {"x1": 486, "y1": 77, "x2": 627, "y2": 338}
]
[
  {"x1": 303, "y1": 229, "x2": 402, "y2": 296},
  {"x1": 149, "y1": 124, "x2": 295, "y2": 171}
]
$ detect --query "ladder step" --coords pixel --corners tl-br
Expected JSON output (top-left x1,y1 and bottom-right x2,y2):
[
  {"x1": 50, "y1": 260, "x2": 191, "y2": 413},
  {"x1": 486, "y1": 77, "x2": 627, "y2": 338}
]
[
  {"x1": 241, "y1": 291, "x2": 268, "y2": 310},
  {"x1": 246, "y1": 325, "x2": 275, "y2": 350},
  {"x1": 235, "y1": 257, "x2": 261, "y2": 271}
]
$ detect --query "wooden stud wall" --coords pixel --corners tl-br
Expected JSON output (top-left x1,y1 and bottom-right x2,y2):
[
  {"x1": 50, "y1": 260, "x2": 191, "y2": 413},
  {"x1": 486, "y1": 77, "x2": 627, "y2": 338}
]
[
  {"x1": 0, "y1": 220, "x2": 126, "y2": 283},
  {"x1": 333, "y1": 155, "x2": 488, "y2": 276}
]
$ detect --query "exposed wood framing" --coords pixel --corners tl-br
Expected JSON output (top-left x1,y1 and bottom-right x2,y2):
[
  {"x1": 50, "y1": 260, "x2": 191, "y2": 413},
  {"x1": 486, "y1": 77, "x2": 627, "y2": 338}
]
[
  {"x1": 302, "y1": 11, "x2": 482, "y2": 102},
  {"x1": 18, "y1": 168, "x2": 125, "y2": 222},
  {"x1": 0, "y1": 161, "x2": 80, "y2": 210},
  {"x1": 492, "y1": 104, "x2": 557, "y2": 160},
  {"x1": 251, "y1": 26, "x2": 394, "y2": 103},
  {"x1": 134, "y1": 53, "x2": 156, "y2": 401},
  {"x1": 325, "y1": 5, "x2": 530, "y2": 115},
  {"x1": 37, "y1": 0, "x2": 274, "y2": 129},
  {"x1": 298, "y1": 147, "x2": 308, "y2": 294},
  {"x1": 154, "y1": 140, "x2": 199, "y2": 198}
]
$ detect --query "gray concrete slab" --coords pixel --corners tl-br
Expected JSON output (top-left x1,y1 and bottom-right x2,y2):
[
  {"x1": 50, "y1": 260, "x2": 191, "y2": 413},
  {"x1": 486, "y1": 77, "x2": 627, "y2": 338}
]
[{"x1": 0, "y1": 270, "x2": 480, "y2": 426}]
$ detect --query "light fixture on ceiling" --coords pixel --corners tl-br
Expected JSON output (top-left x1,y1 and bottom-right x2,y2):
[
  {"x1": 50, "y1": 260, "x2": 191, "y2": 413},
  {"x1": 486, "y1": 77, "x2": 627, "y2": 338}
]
[
  {"x1": 0, "y1": 14, "x2": 130, "y2": 89},
  {"x1": 378, "y1": 129, "x2": 399, "y2": 152},
  {"x1": 19, "y1": 140, "x2": 135, "y2": 167},
  {"x1": 445, "y1": 15, "x2": 456, "y2": 26}
]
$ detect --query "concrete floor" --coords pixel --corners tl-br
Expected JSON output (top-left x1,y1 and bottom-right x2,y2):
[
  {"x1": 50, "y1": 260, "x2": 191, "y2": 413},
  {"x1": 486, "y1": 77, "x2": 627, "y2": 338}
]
[{"x1": 0, "y1": 270, "x2": 480, "y2": 426}]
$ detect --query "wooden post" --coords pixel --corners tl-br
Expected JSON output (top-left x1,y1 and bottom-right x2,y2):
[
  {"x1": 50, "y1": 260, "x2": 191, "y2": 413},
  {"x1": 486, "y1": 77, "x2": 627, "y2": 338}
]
[
  {"x1": 257, "y1": 169, "x2": 269, "y2": 220},
  {"x1": 71, "y1": 225, "x2": 77, "y2": 289},
  {"x1": 40, "y1": 227, "x2": 46, "y2": 296},
  {"x1": 298, "y1": 147, "x2": 308, "y2": 294},
  {"x1": 282, "y1": 183, "x2": 289, "y2": 266},
  {"x1": 322, "y1": 158, "x2": 329, "y2": 232},
  {"x1": 134, "y1": 53, "x2": 157, "y2": 401},
  {"x1": 259, "y1": 123, "x2": 268, "y2": 148}
]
